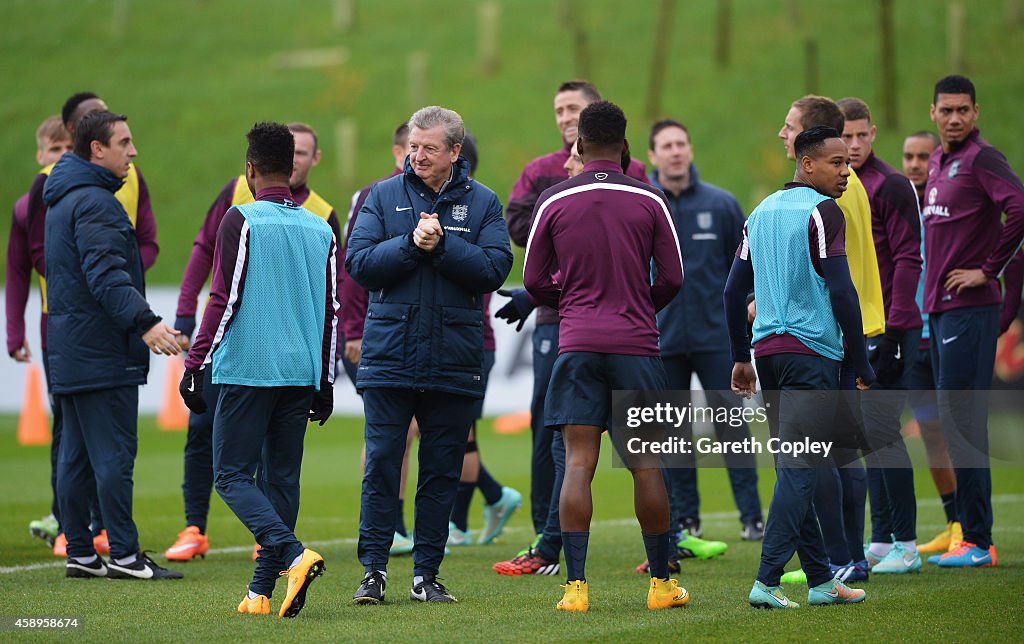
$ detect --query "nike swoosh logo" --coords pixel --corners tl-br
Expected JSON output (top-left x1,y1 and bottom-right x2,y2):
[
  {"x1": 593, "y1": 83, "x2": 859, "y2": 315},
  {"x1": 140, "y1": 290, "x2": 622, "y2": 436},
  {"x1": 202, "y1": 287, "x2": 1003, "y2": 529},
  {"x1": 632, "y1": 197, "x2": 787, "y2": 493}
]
[
  {"x1": 894, "y1": 346, "x2": 901, "y2": 359},
  {"x1": 772, "y1": 595, "x2": 789, "y2": 606},
  {"x1": 395, "y1": 206, "x2": 412, "y2": 212},
  {"x1": 942, "y1": 335, "x2": 959, "y2": 345},
  {"x1": 971, "y1": 554, "x2": 989, "y2": 563},
  {"x1": 167, "y1": 543, "x2": 198, "y2": 554},
  {"x1": 187, "y1": 378, "x2": 195, "y2": 393},
  {"x1": 113, "y1": 561, "x2": 154, "y2": 579},
  {"x1": 822, "y1": 589, "x2": 839, "y2": 598}
]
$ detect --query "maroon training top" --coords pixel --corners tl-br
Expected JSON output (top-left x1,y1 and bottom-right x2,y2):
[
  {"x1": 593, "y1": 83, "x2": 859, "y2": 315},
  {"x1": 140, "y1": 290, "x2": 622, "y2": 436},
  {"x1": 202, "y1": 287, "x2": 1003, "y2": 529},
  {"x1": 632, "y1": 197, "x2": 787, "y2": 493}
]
[
  {"x1": 523, "y1": 159, "x2": 682, "y2": 356},
  {"x1": 858, "y1": 152, "x2": 924, "y2": 331},
  {"x1": 922, "y1": 128, "x2": 1024, "y2": 314},
  {"x1": 507, "y1": 141, "x2": 648, "y2": 325},
  {"x1": 5, "y1": 193, "x2": 38, "y2": 354}
]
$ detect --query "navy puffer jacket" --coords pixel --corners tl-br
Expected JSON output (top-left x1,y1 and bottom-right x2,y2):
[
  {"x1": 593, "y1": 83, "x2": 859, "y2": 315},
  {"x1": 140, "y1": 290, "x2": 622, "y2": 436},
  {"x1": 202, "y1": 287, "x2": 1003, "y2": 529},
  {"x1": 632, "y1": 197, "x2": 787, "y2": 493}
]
[
  {"x1": 345, "y1": 156, "x2": 512, "y2": 398},
  {"x1": 43, "y1": 153, "x2": 159, "y2": 394}
]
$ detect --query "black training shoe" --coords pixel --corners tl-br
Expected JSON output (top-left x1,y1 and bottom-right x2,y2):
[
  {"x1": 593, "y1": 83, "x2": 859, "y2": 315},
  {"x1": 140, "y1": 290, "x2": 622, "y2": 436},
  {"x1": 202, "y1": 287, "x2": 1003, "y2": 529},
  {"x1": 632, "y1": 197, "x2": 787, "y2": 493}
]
[
  {"x1": 410, "y1": 577, "x2": 456, "y2": 603},
  {"x1": 66, "y1": 556, "x2": 108, "y2": 578},
  {"x1": 107, "y1": 552, "x2": 184, "y2": 580},
  {"x1": 741, "y1": 520, "x2": 765, "y2": 541},
  {"x1": 353, "y1": 570, "x2": 386, "y2": 605}
]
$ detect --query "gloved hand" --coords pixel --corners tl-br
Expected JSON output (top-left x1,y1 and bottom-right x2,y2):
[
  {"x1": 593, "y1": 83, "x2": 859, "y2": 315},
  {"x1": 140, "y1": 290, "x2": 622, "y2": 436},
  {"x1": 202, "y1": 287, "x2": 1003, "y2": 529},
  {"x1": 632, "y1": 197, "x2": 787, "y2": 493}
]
[
  {"x1": 495, "y1": 288, "x2": 535, "y2": 332},
  {"x1": 179, "y1": 368, "x2": 207, "y2": 414},
  {"x1": 868, "y1": 328, "x2": 904, "y2": 388},
  {"x1": 174, "y1": 316, "x2": 196, "y2": 343},
  {"x1": 308, "y1": 383, "x2": 334, "y2": 426}
]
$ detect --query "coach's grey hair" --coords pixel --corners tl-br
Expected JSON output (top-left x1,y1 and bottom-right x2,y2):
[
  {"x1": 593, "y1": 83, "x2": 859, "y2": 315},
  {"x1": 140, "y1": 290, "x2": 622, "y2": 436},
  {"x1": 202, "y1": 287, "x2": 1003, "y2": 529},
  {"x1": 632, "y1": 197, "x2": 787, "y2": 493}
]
[{"x1": 408, "y1": 106, "x2": 465, "y2": 150}]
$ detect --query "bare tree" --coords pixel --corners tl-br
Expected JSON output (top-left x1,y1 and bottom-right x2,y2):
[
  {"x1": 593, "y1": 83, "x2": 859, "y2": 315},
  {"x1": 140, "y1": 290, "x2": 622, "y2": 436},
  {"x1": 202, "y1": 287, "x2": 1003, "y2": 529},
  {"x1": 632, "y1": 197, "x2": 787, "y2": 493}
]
[
  {"x1": 715, "y1": 0, "x2": 732, "y2": 69},
  {"x1": 879, "y1": 0, "x2": 899, "y2": 128},
  {"x1": 645, "y1": 0, "x2": 676, "y2": 121}
]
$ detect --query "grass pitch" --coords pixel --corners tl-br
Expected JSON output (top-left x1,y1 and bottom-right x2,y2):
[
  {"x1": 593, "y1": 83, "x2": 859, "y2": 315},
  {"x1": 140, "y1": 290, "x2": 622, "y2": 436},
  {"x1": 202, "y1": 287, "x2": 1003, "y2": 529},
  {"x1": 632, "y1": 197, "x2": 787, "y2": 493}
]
[{"x1": 1, "y1": 414, "x2": 1023, "y2": 641}]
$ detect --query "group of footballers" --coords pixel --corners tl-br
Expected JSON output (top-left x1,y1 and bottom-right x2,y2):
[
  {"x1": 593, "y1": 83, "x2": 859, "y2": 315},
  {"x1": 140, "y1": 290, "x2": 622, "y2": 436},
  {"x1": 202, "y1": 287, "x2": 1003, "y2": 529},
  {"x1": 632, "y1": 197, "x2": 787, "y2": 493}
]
[{"x1": 7, "y1": 70, "x2": 1023, "y2": 616}]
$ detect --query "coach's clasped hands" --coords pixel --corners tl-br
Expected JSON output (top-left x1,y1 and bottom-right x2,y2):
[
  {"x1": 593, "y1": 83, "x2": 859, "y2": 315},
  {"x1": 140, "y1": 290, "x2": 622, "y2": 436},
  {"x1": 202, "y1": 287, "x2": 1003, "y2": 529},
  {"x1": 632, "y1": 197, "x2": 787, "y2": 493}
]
[
  {"x1": 308, "y1": 385, "x2": 333, "y2": 426},
  {"x1": 495, "y1": 288, "x2": 535, "y2": 332},
  {"x1": 179, "y1": 368, "x2": 207, "y2": 414},
  {"x1": 413, "y1": 212, "x2": 443, "y2": 252}
]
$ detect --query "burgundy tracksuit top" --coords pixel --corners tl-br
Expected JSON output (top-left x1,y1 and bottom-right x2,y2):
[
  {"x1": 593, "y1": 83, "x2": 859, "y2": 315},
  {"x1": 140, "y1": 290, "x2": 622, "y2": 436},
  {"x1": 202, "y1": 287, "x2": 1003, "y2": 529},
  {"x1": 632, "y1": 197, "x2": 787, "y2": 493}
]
[
  {"x1": 523, "y1": 159, "x2": 683, "y2": 356},
  {"x1": 922, "y1": 128, "x2": 1024, "y2": 314}
]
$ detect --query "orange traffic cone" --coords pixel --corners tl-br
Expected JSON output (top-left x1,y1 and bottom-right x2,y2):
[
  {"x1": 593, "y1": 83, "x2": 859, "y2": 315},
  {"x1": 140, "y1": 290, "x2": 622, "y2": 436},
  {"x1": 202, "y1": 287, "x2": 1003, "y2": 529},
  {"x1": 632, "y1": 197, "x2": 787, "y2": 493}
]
[
  {"x1": 493, "y1": 410, "x2": 531, "y2": 435},
  {"x1": 157, "y1": 355, "x2": 189, "y2": 431},
  {"x1": 17, "y1": 363, "x2": 50, "y2": 446}
]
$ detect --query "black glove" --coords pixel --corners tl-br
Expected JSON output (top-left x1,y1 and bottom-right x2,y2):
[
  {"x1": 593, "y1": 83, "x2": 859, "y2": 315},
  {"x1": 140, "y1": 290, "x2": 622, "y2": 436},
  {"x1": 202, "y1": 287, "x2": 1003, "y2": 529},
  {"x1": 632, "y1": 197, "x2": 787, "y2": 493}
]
[
  {"x1": 179, "y1": 368, "x2": 207, "y2": 414},
  {"x1": 495, "y1": 288, "x2": 535, "y2": 332},
  {"x1": 868, "y1": 328, "x2": 904, "y2": 388},
  {"x1": 174, "y1": 316, "x2": 196, "y2": 342},
  {"x1": 308, "y1": 383, "x2": 333, "y2": 426}
]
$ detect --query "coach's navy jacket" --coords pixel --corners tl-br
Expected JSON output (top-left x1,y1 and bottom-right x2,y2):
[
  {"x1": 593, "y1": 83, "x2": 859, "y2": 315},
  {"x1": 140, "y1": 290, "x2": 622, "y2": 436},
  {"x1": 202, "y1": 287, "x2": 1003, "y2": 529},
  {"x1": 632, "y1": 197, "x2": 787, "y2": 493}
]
[
  {"x1": 650, "y1": 166, "x2": 746, "y2": 355},
  {"x1": 42, "y1": 153, "x2": 159, "y2": 394},
  {"x1": 345, "y1": 156, "x2": 512, "y2": 398}
]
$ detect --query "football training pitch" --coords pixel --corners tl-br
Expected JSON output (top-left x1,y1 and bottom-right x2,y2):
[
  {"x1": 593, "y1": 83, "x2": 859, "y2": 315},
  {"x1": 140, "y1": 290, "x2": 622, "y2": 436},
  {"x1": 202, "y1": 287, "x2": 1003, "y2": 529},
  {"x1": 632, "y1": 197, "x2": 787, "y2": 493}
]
[{"x1": 1, "y1": 414, "x2": 1023, "y2": 641}]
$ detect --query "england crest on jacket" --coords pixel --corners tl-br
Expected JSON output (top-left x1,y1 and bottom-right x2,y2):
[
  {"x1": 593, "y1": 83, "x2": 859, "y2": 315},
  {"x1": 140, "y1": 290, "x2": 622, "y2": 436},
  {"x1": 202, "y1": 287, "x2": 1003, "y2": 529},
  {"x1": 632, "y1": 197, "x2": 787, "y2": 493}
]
[{"x1": 452, "y1": 204, "x2": 469, "y2": 222}]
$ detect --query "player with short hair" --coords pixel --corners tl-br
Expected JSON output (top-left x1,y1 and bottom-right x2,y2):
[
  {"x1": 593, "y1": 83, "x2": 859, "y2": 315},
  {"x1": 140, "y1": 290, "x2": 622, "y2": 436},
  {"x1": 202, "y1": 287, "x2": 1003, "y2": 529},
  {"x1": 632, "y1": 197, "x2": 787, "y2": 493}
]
[
  {"x1": 899, "y1": 130, "x2": 963, "y2": 554},
  {"x1": 491, "y1": 137, "x2": 587, "y2": 579},
  {"x1": 181, "y1": 121, "x2": 337, "y2": 616},
  {"x1": 776, "y1": 96, "x2": 879, "y2": 583},
  {"x1": 166, "y1": 122, "x2": 341, "y2": 562},
  {"x1": 646, "y1": 118, "x2": 763, "y2": 559},
  {"x1": 502, "y1": 81, "x2": 649, "y2": 553},
  {"x1": 922, "y1": 75, "x2": 1024, "y2": 568},
  {"x1": 726, "y1": 126, "x2": 873, "y2": 609},
  {"x1": 838, "y1": 96, "x2": 924, "y2": 574},
  {"x1": 524, "y1": 100, "x2": 687, "y2": 613},
  {"x1": 9, "y1": 116, "x2": 73, "y2": 548}
]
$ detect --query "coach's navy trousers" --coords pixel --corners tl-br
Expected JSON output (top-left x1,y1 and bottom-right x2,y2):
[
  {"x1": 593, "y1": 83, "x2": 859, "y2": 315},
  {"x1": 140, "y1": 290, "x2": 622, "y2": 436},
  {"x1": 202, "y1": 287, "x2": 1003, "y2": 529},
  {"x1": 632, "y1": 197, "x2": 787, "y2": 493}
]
[
  {"x1": 755, "y1": 353, "x2": 836, "y2": 588},
  {"x1": 43, "y1": 349, "x2": 102, "y2": 536},
  {"x1": 213, "y1": 384, "x2": 312, "y2": 597},
  {"x1": 57, "y1": 386, "x2": 140, "y2": 560},
  {"x1": 662, "y1": 351, "x2": 763, "y2": 529},
  {"x1": 359, "y1": 388, "x2": 475, "y2": 578},
  {"x1": 862, "y1": 328, "x2": 921, "y2": 544},
  {"x1": 930, "y1": 304, "x2": 1000, "y2": 550}
]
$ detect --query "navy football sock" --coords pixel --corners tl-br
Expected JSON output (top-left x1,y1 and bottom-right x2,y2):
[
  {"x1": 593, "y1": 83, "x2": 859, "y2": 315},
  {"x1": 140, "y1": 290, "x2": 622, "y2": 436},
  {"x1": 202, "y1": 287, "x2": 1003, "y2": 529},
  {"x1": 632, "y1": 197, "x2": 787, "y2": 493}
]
[
  {"x1": 562, "y1": 531, "x2": 589, "y2": 582},
  {"x1": 451, "y1": 482, "x2": 475, "y2": 532},
  {"x1": 941, "y1": 492, "x2": 957, "y2": 524},
  {"x1": 477, "y1": 464, "x2": 503, "y2": 505},
  {"x1": 642, "y1": 531, "x2": 672, "y2": 579}
]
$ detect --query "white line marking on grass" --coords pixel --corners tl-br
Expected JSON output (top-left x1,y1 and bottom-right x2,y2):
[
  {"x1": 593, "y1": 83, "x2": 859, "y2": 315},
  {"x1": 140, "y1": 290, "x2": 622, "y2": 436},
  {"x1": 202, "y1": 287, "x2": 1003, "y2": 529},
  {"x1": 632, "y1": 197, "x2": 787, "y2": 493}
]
[
  {"x1": 0, "y1": 536, "x2": 358, "y2": 575},
  {"x1": 5, "y1": 495, "x2": 1023, "y2": 574}
]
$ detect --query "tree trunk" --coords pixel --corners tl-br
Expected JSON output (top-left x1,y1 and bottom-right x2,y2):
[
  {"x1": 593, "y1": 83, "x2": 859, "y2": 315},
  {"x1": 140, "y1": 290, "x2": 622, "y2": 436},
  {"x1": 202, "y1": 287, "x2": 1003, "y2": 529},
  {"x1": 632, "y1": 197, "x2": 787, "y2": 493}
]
[{"x1": 645, "y1": 0, "x2": 676, "y2": 121}]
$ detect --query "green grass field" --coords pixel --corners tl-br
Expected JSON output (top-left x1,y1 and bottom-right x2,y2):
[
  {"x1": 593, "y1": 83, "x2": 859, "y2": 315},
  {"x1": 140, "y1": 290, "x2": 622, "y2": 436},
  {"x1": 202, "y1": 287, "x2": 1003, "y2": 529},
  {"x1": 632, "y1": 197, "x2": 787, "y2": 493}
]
[
  {"x1": 2, "y1": 414, "x2": 1023, "y2": 642},
  {"x1": 2, "y1": 0, "x2": 1023, "y2": 284}
]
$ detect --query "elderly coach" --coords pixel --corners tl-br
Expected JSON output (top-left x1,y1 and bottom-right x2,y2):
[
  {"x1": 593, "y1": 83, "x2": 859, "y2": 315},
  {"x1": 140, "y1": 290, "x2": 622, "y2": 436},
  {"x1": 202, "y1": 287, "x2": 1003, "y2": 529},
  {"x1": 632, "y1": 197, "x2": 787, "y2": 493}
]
[{"x1": 346, "y1": 106, "x2": 512, "y2": 604}]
